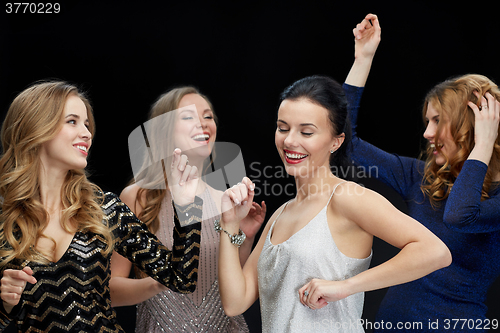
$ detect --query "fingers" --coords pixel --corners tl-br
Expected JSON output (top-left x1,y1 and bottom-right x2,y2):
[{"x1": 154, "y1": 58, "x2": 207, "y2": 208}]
[
  {"x1": 228, "y1": 183, "x2": 250, "y2": 206},
  {"x1": 469, "y1": 91, "x2": 500, "y2": 120},
  {"x1": 1, "y1": 268, "x2": 37, "y2": 306},
  {"x1": 298, "y1": 283, "x2": 309, "y2": 307},
  {"x1": 485, "y1": 92, "x2": 500, "y2": 119},
  {"x1": 5, "y1": 267, "x2": 37, "y2": 285},
  {"x1": 20, "y1": 267, "x2": 36, "y2": 284},
  {"x1": 353, "y1": 13, "x2": 380, "y2": 40},
  {"x1": 298, "y1": 279, "x2": 330, "y2": 310},
  {"x1": 171, "y1": 149, "x2": 188, "y2": 173},
  {"x1": 260, "y1": 201, "x2": 267, "y2": 215},
  {"x1": 226, "y1": 178, "x2": 255, "y2": 206},
  {"x1": 171, "y1": 148, "x2": 182, "y2": 170},
  {"x1": 178, "y1": 165, "x2": 198, "y2": 186},
  {"x1": 170, "y1": 148, "x2": 199, "y2": 186}
]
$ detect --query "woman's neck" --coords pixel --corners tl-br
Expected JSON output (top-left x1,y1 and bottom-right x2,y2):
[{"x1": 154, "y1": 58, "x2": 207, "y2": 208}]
[
  {"x1": 294, "y1": 168, "x2": 339, "y2": 202},
  {"x1": 38, "y1": 167, "x2": 67, "y2": 214}
]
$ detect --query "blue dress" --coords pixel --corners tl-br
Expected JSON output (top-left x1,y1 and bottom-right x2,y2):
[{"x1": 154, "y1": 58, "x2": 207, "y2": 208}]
[{"x1": 344, "y1": 83, "x2": 500, "y2": 332}]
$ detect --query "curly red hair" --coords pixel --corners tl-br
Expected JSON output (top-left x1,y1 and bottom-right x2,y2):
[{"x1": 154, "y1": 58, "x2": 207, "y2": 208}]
[{"x1": 421, "y1": 74, "x2": 500, "y2": 207}]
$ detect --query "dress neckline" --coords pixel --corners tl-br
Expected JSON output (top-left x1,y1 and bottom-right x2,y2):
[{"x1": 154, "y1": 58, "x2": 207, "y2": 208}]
[{"x1": 268, "y1": 181, "x2": 346, "y2": 246}]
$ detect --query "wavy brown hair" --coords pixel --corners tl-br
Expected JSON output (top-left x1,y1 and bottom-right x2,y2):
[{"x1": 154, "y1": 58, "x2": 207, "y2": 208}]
[
  {"x1": 421, "y1": 74, "x2": 500, "y2": 206},
  {"x1": 0, "y1": 81, "x2": 112, "y2": 265},
  {"x1": 133, "y1": 87, "x2": 216, "y2": 234}
]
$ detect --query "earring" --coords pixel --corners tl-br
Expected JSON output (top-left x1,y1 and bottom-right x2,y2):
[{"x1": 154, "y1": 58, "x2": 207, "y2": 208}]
[{"x1": 330, "y1": 150, "x2": 334, "y2": 154}]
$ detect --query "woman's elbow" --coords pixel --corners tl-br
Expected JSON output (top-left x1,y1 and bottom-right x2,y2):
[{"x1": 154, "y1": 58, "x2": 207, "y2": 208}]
[
  {"x1": 431, "y1": 241, "x2": 452, "y2": 271},
  {"x1": 222, "y1": 303, "x2": 244, "y2": 318}
]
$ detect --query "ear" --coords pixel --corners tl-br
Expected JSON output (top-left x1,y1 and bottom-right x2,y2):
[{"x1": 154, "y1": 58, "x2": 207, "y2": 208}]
[{"x1": 330, "y1": 133, "x2": 345, "y2": 153}]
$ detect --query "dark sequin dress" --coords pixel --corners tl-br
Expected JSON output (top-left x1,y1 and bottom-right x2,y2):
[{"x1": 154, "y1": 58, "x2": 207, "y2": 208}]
[{"x1": 0, "y1": 192, "x2": 202, "y2": 333}]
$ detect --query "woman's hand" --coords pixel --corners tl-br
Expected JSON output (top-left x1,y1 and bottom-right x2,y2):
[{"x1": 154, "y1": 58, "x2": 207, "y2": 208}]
[
  {"x1": 220, "y1": 177, "x2": 255, "y2": 231},
  {"x1": 240, "y1": 201, "x2": 266, "y2": 240},
  {"x1": 345, "y1": 13, "x2": 381, "y2": 87},
  {"x1": 168, "y1": 148, "x2": 199, "y2": 206},
  {"x1": 1, "y1": 267, "x2": 37, "y2": 313},
  {"x1": 298, "y1": 278, "x2": 350, "y2": 310},
  {"x1": 467, "y1": 91, "x2": 500, "y2": 164},
  {"x1": 353, "y1": 13, "x2": 381, "y2": 61}
]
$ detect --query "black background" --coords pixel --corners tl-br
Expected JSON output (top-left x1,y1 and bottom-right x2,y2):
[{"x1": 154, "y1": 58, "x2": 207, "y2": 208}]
[{"x1": 1, "y1": 1, "x2": 499, "y2": 332}]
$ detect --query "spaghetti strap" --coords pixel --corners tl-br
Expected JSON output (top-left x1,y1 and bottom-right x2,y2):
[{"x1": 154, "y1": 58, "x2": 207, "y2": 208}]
[
  {"x1": 326, "y1": 181, "x2": 347, "y2": 206},
  {"x1": 274, "y1": 201, "x2": 290, "y2": 222},
  {"x1": 268, "y1": 200, "x2": 290, "y2": 234}
]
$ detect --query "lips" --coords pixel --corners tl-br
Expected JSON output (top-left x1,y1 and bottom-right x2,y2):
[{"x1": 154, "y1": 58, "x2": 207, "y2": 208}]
[
  {"x1": 74, "y1": 143, "x2": 89, "y2": 156},
  {"x1": 284, "y1": 149, "x2": 308, "y2": 164},
  {"x1": 430, "y1": 142, "x2": 443, "y2": 155},
  {"x1": 191, "y1": 132, "x2": 210, "y2": 142}
]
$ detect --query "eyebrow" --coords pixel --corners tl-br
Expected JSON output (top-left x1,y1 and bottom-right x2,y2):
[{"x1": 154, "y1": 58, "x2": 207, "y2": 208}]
[
  {"x1": 425, "y1": 115, "x2": 439, "y2": 121},
  {"x1": 277, "y1": 119, "x2": 318, "y2": 128},
  {"x1": 179, "y1": 109, "x2": 196, "y2": 114}
]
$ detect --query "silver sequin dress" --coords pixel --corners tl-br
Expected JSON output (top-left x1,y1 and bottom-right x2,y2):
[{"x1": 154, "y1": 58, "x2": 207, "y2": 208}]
[
  {"x1": 257, "y1": 184, "x2": 372, "y2": 333},
  {"x1": 135, "y1": 188, "x2": 249, "y2": 333}
]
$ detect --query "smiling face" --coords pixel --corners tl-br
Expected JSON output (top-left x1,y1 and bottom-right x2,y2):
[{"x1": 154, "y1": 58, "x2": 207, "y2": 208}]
[
  {"x1": 423, "y1": 102, "x2": 459, "y2": 166},
  {"x1": 39, "y1": 94, "x2": 92, "y2": 172},
  {"x1": 173, "y1": 93, "x2": 217, "y2": 159},
  {"x1": 275, "y1": 98, "x2": 344, "y2": 178}
]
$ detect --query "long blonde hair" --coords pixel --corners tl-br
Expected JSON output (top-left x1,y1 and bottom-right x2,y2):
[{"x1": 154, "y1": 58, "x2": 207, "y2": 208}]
[
  {"x1": 421, "y1": 74, "x2": 500, "y2": 206},
  {"x1": 0, "y1": 81, "x2": 112, "y2": 265},
  {"x1": 134, "y1": 87, "x2": 216, "y2": 234}
]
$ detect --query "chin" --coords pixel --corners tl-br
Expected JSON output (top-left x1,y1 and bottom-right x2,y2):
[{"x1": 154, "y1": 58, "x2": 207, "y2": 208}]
[{"x1": 434, "y1": 155, "x2": 447, "y2": 167}]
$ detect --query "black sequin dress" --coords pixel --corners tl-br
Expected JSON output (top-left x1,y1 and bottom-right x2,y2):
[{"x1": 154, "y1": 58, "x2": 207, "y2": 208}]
[{"x1": 0, "y1": 192, "x2": 202, "y2": 333}]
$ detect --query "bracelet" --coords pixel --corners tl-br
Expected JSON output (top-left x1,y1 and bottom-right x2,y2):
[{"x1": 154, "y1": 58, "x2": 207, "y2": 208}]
[{"x1": 214, "y1": 219, "x2": 246, "y2": 248}]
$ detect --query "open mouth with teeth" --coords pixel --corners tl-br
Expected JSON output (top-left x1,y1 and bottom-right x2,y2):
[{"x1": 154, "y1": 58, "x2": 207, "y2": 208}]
[
  {"x1": 284, "y1": 150, "x2": 308, "y2": 164},
  {"x1": 75, "y1": 145, "x2": 88, "y2": 155},
  {"x1": 430, "y1": 143, "x2": 443, "y2": 154},
  {"x1": 191, "y1": 133, "x2": 210, "y2": 143}
]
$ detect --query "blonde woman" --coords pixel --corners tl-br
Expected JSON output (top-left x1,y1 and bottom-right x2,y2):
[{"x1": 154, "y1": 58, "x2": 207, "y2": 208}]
[
  {"x1": 110, "y1": 87, "x2": 265, "y2": 332},
  {"x1": 346, "y1": 14, "x2": 500, "y2": 331},
  {"x1": 0, "y1": 81, "x2": 202, "y2": 332}
]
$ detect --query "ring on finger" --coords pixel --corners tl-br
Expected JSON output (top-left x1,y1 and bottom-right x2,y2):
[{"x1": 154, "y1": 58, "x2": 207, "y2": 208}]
[{"x1": 304, "y1": 290, "x2": 309, "y2": 297}]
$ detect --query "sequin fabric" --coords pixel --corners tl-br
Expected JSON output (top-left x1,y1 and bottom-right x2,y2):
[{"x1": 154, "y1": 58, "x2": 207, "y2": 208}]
[
  {"x1": 257, "y1": 183, "x2": 372, "y2": 333},
  {"x1": 135, "y1": 187, "x2": 249, "y2": 333},
  {"x1": 0, "y1": 192, "x2": 202, "y2": 333},
  {"x1": 344, "y1": 83, "x2": 500, "y2": 332}
]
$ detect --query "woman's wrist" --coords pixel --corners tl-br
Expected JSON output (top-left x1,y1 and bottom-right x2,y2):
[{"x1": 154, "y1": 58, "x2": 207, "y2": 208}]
[
  {"x1": 345, "y1": 57, "x2": 374, "y2": 88},
  {"x1": 2, "y1": 301, "x2": 14, "y2": 314},
  {"x1": 468, "y1": 142, "x2": 495, "y2": 164},
  {"x1": 219, "y1": 217, "x2": 240, "y2": 234},
  {"x1": 216, "y1": 218, "x2": 246, "y2": 248}
]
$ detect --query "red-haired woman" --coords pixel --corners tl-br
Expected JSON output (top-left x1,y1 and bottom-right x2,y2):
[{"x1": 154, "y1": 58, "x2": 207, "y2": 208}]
[{"x1": 346, "y1": 14, "x2": 500, "y2": 332}]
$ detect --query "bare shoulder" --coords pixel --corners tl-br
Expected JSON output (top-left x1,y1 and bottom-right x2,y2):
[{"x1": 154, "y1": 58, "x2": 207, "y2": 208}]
[
  {"x1": 120, "y1": 183, "x2": 143, "y2": 215},
  {"x1": 332, "y1": 181, "x2": 392, "y2": 218}
]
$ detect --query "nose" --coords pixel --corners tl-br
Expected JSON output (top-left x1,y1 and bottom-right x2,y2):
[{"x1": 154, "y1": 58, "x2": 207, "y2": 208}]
[
  {"x1": 195, "y1": 115, "x2": 205, "y2": 128},
  {"x1": 423, "y1": 122, "x2": 435, "y2": 141},
  {"x1": 80, "y1": 124, "x2": 92, "y2": 141},
  {"x1": 283, "y1": 131, "x2": 298, "y2": 147}
]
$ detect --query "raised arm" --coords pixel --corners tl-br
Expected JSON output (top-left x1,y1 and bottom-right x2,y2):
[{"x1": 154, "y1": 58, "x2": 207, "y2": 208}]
[
  {"x1": 345, "y1": 13, "x2": 381, "y2": 88},
  {"x1": 443, "y1": 91, "x2": 500, "y2": 233},
  {"x1": 344, "y1": 14, "x2": 423, "y2": 198}
]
